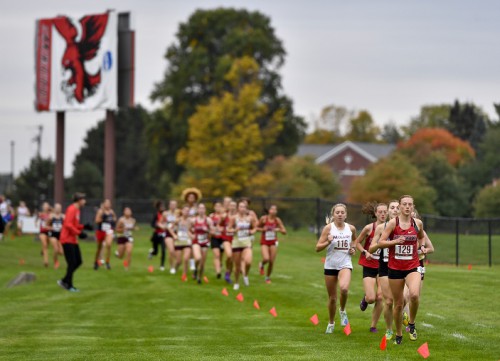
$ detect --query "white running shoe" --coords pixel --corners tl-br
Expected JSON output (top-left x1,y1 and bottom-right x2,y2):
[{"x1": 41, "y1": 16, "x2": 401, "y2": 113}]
[
  {"x1": 233, "y1": 283, "x2": 240, "y2": 290},
  {"x1": 325, "y1": 323, "x2": 335, "y2": 334},
  {"x1": 189, "y1": 259, "x2": 196, "y2": 271},
  {"x1": 243, "y1": 276, "x2": 249, "y2": 286},
  {"x1": 114, "y1": 250, "x2": 120, "y2": 258},
  {"x1": 339, "y1": 308, "x2": 349, "y2": 326},
  {"x1": 160, "y1": 266, "x2": 165, "y2": 271},
  {"x1": 169, "y1": 268, "x2": 176, "y2": 274}
]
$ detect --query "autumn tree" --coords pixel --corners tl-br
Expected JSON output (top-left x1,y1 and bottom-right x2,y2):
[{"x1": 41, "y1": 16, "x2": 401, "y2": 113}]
[
  {"x1": 345, "y1": 110, "x2": 381, "y2": 142},
  {"x1": 175, "y1": 57, "x2": 283, "y2": 197},
  {"x1": 348, "y1": 153, "x2": 436, "y2": 213},
  {"x1": 402, "y1": 104, "x2": 451, "y2": 136},
  {"x1": 150, "y1": 8, "x2": 306, "y2": 182},
  {"x1": 398, "y1": 128, "x2": 475, "y2": 168},
  {"x1": 473, "y1": 183, "x2": 500, "y2": 218}
]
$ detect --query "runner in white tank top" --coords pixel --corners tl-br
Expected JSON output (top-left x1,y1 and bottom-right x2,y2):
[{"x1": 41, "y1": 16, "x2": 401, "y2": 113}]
[{"x1": 316, "y1": 203, "x2": 357, "y2": 335}]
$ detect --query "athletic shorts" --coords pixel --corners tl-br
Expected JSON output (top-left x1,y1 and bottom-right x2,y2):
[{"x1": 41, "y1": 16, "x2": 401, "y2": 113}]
[
  {"x1": 378, "y1": 261, "x2": 389, "y2": 277},
  {"x1": 40, "y1": 230, "x2": 49, "y2": 236},
  {"x1": 324, "y1": 268, "x2": 352, "y2": 277},
  {"x1": 363, "y1": 266, "x2": 378, "y2": 278},
  {"x1": 388, "y1": 268, "x2": 418, "y2": 280},
  {"x1": 49, "y1": 231, "x2": 61, "y2": 240},
  {"x1": 232, "y1": 247, "x2": 250, "y2": 253},
  {"x1": 175, "y1": 245, "x2": 191, "y2": 251},
  {"x1": 210, "y1": 237, "x2": 224, "y2": 250},
  {"x1": 117, "y1": 236, "x2": 133, "y2": 245},
  {"x1": 96, "y1": 230, "x2": 106, "y2": 242},
  {"x1": 260, "y1": 240, "x2": 277, "y2": 246}
]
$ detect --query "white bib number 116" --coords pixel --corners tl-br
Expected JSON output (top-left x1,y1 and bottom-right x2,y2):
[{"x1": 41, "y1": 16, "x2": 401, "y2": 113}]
[{"x1": 395, "y1": 245, "x2": 413, "y2": 260}]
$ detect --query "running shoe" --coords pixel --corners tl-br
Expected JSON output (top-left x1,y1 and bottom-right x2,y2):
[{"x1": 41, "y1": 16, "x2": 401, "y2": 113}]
[
  {"x1": 224, "y1": 272, "x2": 232, "y2": 284},
  {"x1": 216, "y1": 273, "x2": 221, "y2": 279},
  {"x1": 148, "y1": 249, "x2": 154, "y2": 260},
  {"x1": 243, "y1": 276, "x2": 249, "y2": 286},
  {"x1": 100, "y1": 259, "x2": 105, "y2": 266},
  {"x1": 189, "y1": 259, "x2": 196, "y2": 271},
  {"x1": 369, "y1": 327, "x2": 378, "y2": 333},
  {"x1": 169, "y1": 268, "x2": 176, "y2": 275},
  {"x1": 259, "y1": 262, "x2": 264, "y2": 276},
  {"x1": 265, "y1": 278, "x2": 272, "y2": 284},
  {"x1": 114, "y1": 250, "x2": 120, "y2": 258},
  {"x1": 106, "y1": 262, "x2": 111, "y2": 270},
  {"x1": 393, "y1": 335, "x2": 403, "y2": 345},
  {"x1": 57, "y1": 279, "x2": 69, "y2": 290},
  {"x1": 325, "y1": 323, "x2": 335, "y2": 334},
  {"x1": 181, "y1": 273, "x2": 188, "y2": 282},
  {"x1": 54, "y1": 260, "x2": 60, "y2": 269},
  {"x1": 339, "y1": 309, "x2": 349, "y2": 326},
  {"x1": 93, "y1": 261, "x2": 99, "y2": 270},
  {"x1": 233, "y1": 283, "x2": 240, "y2": 290},
  {"x1": 68, "y1": 287, "x2": 80, "y2": 292},
  {"x1": 197, "y1": 279, "x2": 202, "y2": 284},
  {"x1": 402, "y1": 311, "x2": 409, "y2": 326},
  {"x1": 385, "y1": 329, "x2": 394, "y2": 341},
  {"x1": 193, "y1": 270, "x2": 198, "y2": 280},
  {"x1": 408, "y1": 323, "x2": 417, "y2": 341},
  {"x1": 160, "y1": 266, "x2": 165, "y2": 272},
  {"x1": 360, "y1": 296, "x2": 368, "y2": 311}
]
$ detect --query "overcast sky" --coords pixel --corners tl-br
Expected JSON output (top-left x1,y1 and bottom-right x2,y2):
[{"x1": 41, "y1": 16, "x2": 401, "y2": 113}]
[{"x1": 1, "y1": 0, "x2": 499, "y2": 177}]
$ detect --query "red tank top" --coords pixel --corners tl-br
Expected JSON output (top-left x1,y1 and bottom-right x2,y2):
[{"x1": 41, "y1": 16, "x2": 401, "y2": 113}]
[
  {"x1": 358, "y1": 222, "x2": 379, "y2": 269},
  {"x1": 155, "y1": 212, "x2": 165, "y2": 234},
  {"x1": 222, "y1": 215, "x2": 234, "y2": 241},
  {"x1": 39, "y1": 213, "x2": 50, "y2": 232},
  {"x1": 210, "y1": 213, "x2": 223, "y2": 238},
  {"x1": 193, "y1": 217, "x2": 209, "y2": 245},
  {"x1": 388, "y1": 217, "x2": 420, "y2": 271},
  {"x1": 260, "y1": 216, "x2": 278, "y2": 242}
]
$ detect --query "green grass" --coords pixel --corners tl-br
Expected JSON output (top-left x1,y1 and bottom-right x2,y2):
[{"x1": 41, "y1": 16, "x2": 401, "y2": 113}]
[{"x1": 0, "y1": 227, "x2": 499, "y2": 360}]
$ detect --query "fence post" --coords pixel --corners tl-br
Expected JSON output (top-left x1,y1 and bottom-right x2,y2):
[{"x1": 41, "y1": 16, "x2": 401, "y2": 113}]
[
  {"x1": 455, "y1": 220, "x2": 459, "y2": 267},
  {"x1": 316, "y1": 198, "x2": 321, "y2": 238},
  {"x1": 488, "y1": 220, "x2": 492, "y2": 267}
]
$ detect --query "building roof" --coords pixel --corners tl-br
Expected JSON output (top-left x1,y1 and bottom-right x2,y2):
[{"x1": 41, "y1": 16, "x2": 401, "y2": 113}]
[{"x1": 297, "y1": 141, "x2": 395, "y2": 164}]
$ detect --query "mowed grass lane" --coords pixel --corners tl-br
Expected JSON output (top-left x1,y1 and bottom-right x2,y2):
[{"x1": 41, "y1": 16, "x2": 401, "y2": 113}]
[{"x1": 0, "y1": 227, "x2": 498, "y2": 360}]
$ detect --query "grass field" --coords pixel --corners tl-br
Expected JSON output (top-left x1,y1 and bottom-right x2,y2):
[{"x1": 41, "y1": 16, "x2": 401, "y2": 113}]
[{"x1": 0, "y1": 227, "x2": 499, "y2": 360}]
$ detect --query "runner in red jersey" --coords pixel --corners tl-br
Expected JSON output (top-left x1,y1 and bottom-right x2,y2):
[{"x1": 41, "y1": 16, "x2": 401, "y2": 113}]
[
  {"x1": 192, "y1": 204, "x2": 213, "y2": 284},
  {"x1": 221, "y1": 200, "x2": 237, "y2": 284},
  {"x1": 209, "y1": 201, "x2": 225, "y2": 279},
  {"x1": 94, "y1": 199, "x2": 117, "y2": 270},
  {"x1": 38, "y1": 202, "x2": 52, "y2": 268},
  {"x1": 149, "y1": 201, "x2": 168, "y2": 271},
  {"x1": 257, "y1": 205, "x2": 286, "y2": 284},
  {"x1": 353, "y1": 202, "x2": 387, "y2": 333},
  {"x1": 378, "y1": 195, "x2": 426, "y2": 345}
]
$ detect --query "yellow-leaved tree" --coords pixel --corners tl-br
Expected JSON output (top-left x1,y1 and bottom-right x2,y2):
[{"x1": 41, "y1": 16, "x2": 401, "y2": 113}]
[{"x1": 175, "y1": 57, "x2": 284, "y2": 197}]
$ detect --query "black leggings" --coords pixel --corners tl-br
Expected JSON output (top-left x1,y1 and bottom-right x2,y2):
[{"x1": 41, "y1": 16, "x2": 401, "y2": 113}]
[
  {"x1": 151, "y1": 233, "x2": 166, "y2": 267},
  {"x1": 62, "y1": 243, "x2": 82, "y2": 288}
]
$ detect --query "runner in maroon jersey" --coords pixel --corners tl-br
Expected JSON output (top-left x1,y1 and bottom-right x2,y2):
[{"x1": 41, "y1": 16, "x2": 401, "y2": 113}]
[
  {"x1": 209, "y1": 201, "x2": 225, "y2": 279},
  {"x1": 353, "y1": 202, "x2": 387, "y2": 333},
  {"x1": 221, "y1": 200, "x2": 237, "y2": 284},
  {"x1": 38, "y1": 202, "x2": 52, "y2": 268},
  {"x1": 257, "y1": 205, "x2": 286, "y2": 284},
  {"x1": 378, "y1": 195, "x2": 427, "y2": 345},
  {"x1": 192, "y1": 204, "x2": 214, "y2": 284}
]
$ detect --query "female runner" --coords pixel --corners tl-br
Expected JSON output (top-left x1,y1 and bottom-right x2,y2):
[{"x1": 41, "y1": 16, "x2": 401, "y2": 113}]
[
  {"x1": 221, "y1": 200, "x2": 237, "y2": 284},
  {"x1": 192, "y1": 204, "x2": 214, "y2": 284},
  {"x1": 378, "y1": 195, "x2": 427, "y2": 345},
  {"x1": 164, "y1": 200, "x2": 179, "y2": 274},
  {"x1": 115, "y1": 207, "x2": 137, "y2": 270},
  {"x1": 209, "y1": 201, "x2": 225, "y2": 279},
  {"x1": 257, "y1": 205, "x2": 287, "y2": 284},
  {"x1": 169, "y1": 206, "x2": 194, "y2": 281},
  {"x1": 228, "y1": 201, "x2": 257, "y2": 290},
  {"x1": 47, "y1": 203, "x2": 64, "y2": 269},
  {"x1": 94, "y1": 200, "x2": 116, "y2": 270},
  {"x1": 38, "y1": 202, "x2": 52, "y2": 268},
  {"x1": 354, "y1": 202, "x2": 387, "y2": 333},
  {"x1": 316, "y1": 203, "x2": 357, "y2": 334}
]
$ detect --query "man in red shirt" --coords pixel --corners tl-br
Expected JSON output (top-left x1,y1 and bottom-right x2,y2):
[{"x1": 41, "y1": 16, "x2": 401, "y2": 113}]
[{"x1": 57, "y1": 192, "x2": 86, "y2": 292}]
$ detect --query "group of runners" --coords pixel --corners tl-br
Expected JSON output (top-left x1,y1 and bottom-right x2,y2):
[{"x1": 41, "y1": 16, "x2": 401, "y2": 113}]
[{"x1": 316, "y1": 194, "x2": 434, "y2": 345}]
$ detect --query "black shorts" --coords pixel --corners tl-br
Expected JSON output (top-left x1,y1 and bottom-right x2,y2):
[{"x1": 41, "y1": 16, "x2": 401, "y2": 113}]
[
  {"x1": 363, "y1": 266, "x2": 378, "y2": 278},
  {"x1": 117, "y1": 236, "x2": 132, "y2": 245},
  {"x1": 388, "y1": 268, "x2": 419, "y2": 280},
  {"x1": 40, "y1": 231, "x2": 49, "y2": 236},
  {"x1": 49, "y1": 231, "x2": 61, "y2": 240},
  {"x1": 378, "y1": 261, "x2": 389, "y2": 277},
  {"x1": 175, "y1": 245, "x2": 191, "y2": 251},
  {"x1": 324, "y1": 268, "x2": 352, "y2": 276},
  {"x1": 211, "y1": 237, "x2": 224, "y2": 250}
]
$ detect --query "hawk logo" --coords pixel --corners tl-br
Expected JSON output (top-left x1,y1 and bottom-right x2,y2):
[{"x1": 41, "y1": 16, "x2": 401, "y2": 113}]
[{"x1": 53, "y1": 14, "x2": 109, "y2": 103}]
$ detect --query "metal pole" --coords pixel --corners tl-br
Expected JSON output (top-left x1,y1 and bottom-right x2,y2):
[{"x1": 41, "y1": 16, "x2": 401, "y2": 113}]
[
  {"x1": 54, "y1": 112, "x2": 65, "y2": 204},
  {"x1": 104, "y1": 110, "x2": 116, "y2": 203},
  {"x1": 488, "y1": 220, "x2": 492, "y2": 267},
  {"x1": 455, "y1": 219, "x2": 459, "y2": 267}
]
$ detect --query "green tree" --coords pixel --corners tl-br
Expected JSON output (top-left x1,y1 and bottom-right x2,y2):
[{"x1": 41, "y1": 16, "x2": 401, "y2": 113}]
[
  {"x1": 345, "y1": 110, "x2": 380, "y2": 142},
  {"x1": 448, "y1": 101, "x2": 489, "y2": 151},
  {"x1": 402, "y1": 104, "x2": 451, "y2": 136},
  {"x1": 13, "y1": 156, "x2": 54, "y2": 209},
  {"x1": 474, "y1": 183, "x2": 500, "y2": 218},
  {"x1": 175, "y1": 57, "x2": 282, "y2": 198},
  {"x1": 380, "y1": 122, "x2": 403, "y2": 144},
  {"x1": 348, "y1": 153, "x2": 436, "y2": 213},
  {"x1": 70, "y1": 106, "x2": 151, "y2": 199},
  {"x1": 150, "y1": 8, "x2": 305, "y2": 181}
]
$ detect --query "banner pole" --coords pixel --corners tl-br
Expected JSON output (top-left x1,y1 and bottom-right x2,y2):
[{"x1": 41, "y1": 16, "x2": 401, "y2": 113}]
[
  {"x1": 104, "y1": 110, "x2": 116, "y2": 203},
  {"x1": 54, "y1": 111, "x2": 65, "y2": 204}
]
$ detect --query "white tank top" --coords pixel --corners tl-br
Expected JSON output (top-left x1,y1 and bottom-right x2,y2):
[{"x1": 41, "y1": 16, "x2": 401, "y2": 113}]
[{"x1": 324, "y1": 222, "x2": 353, "y2": 271}]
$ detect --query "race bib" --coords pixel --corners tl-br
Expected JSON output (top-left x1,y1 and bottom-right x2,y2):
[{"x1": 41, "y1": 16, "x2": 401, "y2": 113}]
[
  {"x1": 265, "y1": 231, "x2": 276, "y2": 241},
  {"x1": 128, "y1": 237, "x2": 134, "y2": 243},
  {"x1": 198, "y1": 234, "x2": 208, "y2": 243},
  {"x1": 372, "y1": 248, "x2": 381, "y2": 260},
  {"x1": 52, "y1": 223, "x2": 62, "y2": 232},
  {"x1": 101, "y1": 222, "x2": 111, "y2": 232},
  {"x1": 178, "y1": 230, "x2": 189, "y2": 242},
  {"x1": 395, "y1": 245, "x2": 413, "y2": 260},
  {"x1": 238, "y1": 229, "x2": 250, "y2": 239},
  {"x1": 334, "y1": 239, "x2": 349, "y2": 251},
  {"x1": 417, "y1": 265, "x2": 425, "y2": 275},
  {"x1": 383, "y1": 248, "x2": 389, "y2": 262}
]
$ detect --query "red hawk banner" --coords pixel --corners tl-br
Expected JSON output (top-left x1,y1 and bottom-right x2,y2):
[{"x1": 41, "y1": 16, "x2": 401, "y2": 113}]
[{"x1": 35, "y1": 11, "x2": 117, "y2": 111}]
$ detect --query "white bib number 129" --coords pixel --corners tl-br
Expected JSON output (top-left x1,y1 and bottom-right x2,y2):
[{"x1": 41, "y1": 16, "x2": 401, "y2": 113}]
[{"x1": 395, "y1": 245, "x2": 413, "y2": 260}]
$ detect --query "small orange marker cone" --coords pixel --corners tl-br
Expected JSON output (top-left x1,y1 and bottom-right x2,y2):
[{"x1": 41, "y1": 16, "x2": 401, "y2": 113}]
[
  {"x1": 343, "y1": 323, "x2": 351, "y2": 336},
  {"x1": 321, "y1": 257, "x2": 326, "y2": 263},
  {"x1": 379, "y1": 335, "x2": 387, "y2": 350},
  {"x1": 417, "y1": 342, "x2": 430, "y2": 359},
  {"x1": 468, "y1": 264, "x2": 472, "y2": 271},
  {"x1": 253, "y1": 300, "x2": 260, "y2": 310},
  {"x1": 236, "y1": 293, "x2": 244, "y2": 302},
  {"x1": 148, "y1": 265, "x2": 154, "y2": 273},
  {"x1": 19, "y1": 259, "x2": 25, "y2": 265},
  {"x1": 269, "y1": 307, "x2": 277, "y2": 317},
  {"x1": 203, "y1": 276, "x2": 209, "y2": 283},
  {"x1": 221, "y1": 288, "x2": 229, "y2": 296},
  {"x1": 123, "y1": 260, "x2": 129, "y2": 268},
  {"x1": 181, "y1": 273, "x2": 188, "y2": 282},
  {"x1": 310, "y1": 314, "x2": 319, "y2": 325}
]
